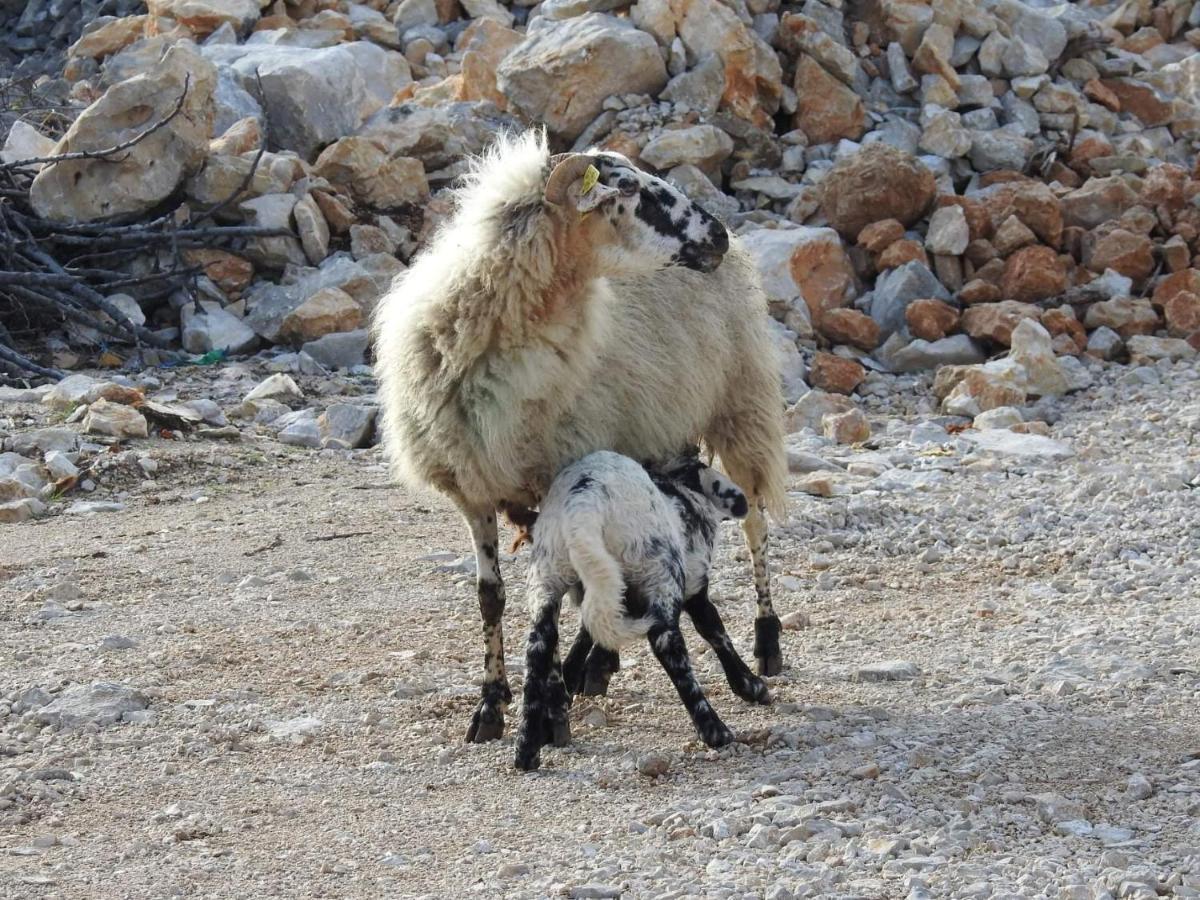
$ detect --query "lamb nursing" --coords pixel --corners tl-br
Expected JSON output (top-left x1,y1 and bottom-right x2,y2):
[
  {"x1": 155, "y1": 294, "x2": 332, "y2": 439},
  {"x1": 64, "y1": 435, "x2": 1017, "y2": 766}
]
[
  {"x1": 514, "y1": 450, "x2": 766, "y2": 771},
  {"x1": 372, "y1": 131, "x2": 788, "y2": 741}
]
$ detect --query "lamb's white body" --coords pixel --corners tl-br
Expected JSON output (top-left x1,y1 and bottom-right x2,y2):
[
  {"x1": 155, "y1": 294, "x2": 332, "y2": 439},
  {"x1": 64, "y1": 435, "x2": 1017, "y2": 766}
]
[
  {"x1": 371, "y1": 131, "x2": 788, "y2": 741},
  {"x1": 515, "y1": 451, "x2": 763, "y2": 771}
]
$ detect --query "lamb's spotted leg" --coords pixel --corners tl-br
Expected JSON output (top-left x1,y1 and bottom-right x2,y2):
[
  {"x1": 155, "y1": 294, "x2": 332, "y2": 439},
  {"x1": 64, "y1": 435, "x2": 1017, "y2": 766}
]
[
  {"x1": 515, "y1": 583, "x2": 565, "y2": 771},
  {"x1": 683, "y1": 585, "x2": 770, "y2": 705},
  {"x1": 580, "y1": 645, "x2": 620, "y2": 696},
  {"x1": 463, "y1": 509, "x2": 512, "y2": 743},
  {"x1": 647, "y1": 619, "x2": 734, "y2": 749},
  {"x1": 744, "y1": 501, "x2": 782, "y2": 676}
]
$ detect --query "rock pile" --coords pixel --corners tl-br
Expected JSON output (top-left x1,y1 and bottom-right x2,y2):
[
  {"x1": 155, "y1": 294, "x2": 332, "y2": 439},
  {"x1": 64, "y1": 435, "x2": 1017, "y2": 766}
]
[{"x1": 2, "y1": 0, "x2": 1198, "y2": 431}]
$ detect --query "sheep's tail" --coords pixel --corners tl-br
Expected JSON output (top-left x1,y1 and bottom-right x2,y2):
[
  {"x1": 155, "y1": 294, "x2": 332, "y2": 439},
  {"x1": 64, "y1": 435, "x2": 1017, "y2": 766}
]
[{"x1": 564, "y1": 518, "x2": 651, "y2": 651}]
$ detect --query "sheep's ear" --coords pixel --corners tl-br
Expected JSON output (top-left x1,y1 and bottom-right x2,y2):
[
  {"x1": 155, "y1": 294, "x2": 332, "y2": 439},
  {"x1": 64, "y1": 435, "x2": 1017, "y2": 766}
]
[{"x1": 571, "y1": 178, "x2": 618, "y2": 213}]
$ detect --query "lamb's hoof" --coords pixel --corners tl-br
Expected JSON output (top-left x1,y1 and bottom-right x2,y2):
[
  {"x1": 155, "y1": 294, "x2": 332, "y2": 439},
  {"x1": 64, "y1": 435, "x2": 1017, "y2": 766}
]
[
  {"x1": 734, "y1": 674, "x2": 772, "y2": 705},
  {"x1": 514, "y1": 746, "x2": 541, "y2": 771},
  {"x1": 466, "y1": 704, "x2": 505, "y2": 743},
  {"x1": 753, "y1": 615, "x2": 783, "y2": 677},
  {"x1": 580, "y1": 669, "x2": 613, "y2": 696},
  {"x1": 550, "y1": 717, "x2": 572, "y2": 747}
]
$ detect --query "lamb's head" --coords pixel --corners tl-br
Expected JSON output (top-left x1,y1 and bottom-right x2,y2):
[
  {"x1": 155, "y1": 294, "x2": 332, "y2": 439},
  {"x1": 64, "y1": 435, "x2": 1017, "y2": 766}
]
[
  {"x1": 652, "y1": 453, "x2": 750, "y2": 523},
  {"x1": 544, "y1": 151, "x2": 729, "y2": 275}
]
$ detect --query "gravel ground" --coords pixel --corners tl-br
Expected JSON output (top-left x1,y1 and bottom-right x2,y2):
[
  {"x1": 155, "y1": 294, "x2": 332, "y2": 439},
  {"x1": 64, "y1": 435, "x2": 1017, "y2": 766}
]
[{"x1": 2, "y1": 357, "x2": 1199, "y2": 900}]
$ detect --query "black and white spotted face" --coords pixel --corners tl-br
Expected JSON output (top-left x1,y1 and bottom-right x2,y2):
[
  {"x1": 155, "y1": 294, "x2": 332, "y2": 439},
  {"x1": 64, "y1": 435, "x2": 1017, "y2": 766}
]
[
  {"x1": 591, "y1": 152, "x2": 730, "y2": 274},
  {"x1": 654, "y1": 455, "x2": 750, "y2": 522}
]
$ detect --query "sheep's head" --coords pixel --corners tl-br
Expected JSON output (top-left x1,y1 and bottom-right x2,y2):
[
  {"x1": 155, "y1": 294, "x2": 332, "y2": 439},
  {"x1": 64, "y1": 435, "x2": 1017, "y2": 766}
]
[{"x1": 544, "y1": 151, "x2": 730, "y2": 275}]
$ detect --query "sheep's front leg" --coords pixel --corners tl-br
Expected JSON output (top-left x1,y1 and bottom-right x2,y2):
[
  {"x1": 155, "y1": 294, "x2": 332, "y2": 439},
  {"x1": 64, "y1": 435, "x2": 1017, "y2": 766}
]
[
  {"x1": 683, "y1": 586, "x2": 770, "y2": 705},
  {"x1": 647, "y1": 620, "x2": 734, "y2": 749},
  {"x1": 515, "y1": 584, "x2": 567, "y2": 771},
  {"x1": 744, "y1": 502, "x2": 783, "y2": 677},
  {"x1": 464, "y1": 509, "x2": 512, "y2": 743}
]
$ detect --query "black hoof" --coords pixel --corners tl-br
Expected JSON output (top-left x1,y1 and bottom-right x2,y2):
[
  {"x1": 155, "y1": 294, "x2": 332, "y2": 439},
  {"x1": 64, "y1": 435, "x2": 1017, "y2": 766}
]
[
  {"x1": 754, "y1": 615, "x2": 783, "y2": 677},
  {"x1": 700, "y1": 721, "x2": 736, "y2": 748},
  {"x1": 466, "y1": 705, "x2": 505, "y2": 743},
  {"x1": 550, "y1": 716, "x2": 572, "y2": 747},
  {"x1": 734, "y1": 675, "x2": 772, "y2": 705},
  {"x1": 514, "y1": 746, "x2": 541, "y2": 771},
  {"x1": 580, "y1": 646, "x2": 620, "y2": 696}
]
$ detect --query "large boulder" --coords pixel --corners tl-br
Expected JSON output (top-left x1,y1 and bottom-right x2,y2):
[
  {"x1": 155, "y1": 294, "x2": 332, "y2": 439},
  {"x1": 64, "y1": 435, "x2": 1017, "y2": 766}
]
[
  {"x1": 497, "y1": 14, "x2": 667, "y2": 141},
  {"x1": 820, "y1": 144, "x2": 936, "y2": 241},
  {"x1": 201, "y1": 41, "x2": 411, "y2": 160},
  {"x1": 30, "y1": 45, "x2": 216, "y2": 222}
]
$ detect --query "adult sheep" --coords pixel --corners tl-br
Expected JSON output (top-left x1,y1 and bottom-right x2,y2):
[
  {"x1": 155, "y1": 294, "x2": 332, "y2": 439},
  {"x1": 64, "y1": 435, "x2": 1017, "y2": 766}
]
[{"x1": 372, "y1": 130, "x2": 787, "y2": 742}]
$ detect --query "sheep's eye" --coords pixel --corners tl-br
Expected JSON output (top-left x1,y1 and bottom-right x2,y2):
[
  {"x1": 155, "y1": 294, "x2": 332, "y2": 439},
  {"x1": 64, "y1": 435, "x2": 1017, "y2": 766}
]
[{"x1": 618, "y1": 179, "x2": 638, "y2": 197}]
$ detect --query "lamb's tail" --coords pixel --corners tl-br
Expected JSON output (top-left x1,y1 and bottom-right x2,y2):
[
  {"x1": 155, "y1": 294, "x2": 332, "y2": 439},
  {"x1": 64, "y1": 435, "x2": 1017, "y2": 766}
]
[{"x1": 565, "y1": 518, "x2": 652, "y2": 651}]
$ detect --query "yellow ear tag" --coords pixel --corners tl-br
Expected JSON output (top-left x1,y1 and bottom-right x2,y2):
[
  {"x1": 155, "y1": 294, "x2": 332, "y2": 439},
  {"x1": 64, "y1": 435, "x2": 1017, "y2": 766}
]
[{"x1": 581, "y1": 164, "x2": 600, "y2": 195}]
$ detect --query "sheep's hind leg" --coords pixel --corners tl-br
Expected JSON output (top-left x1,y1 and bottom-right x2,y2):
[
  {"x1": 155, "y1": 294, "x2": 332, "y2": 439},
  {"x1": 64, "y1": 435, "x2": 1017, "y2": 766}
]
[
  {"x1": 647, "y1": 621, "x2": 734, "y2": 749},
  {"x1": 683, "y1": 586, "x2": 770, "y2": 705},
  {"x1": 562, "y1": 585, "x2": 621, "y2": 697},
  {"x1": 744, "y1": 502, "x2": 783, "y2": 677},
  {"x1": 580, "y1": 645, "x2": 620, "y2": 696},
  {"x1": 464, "y1": 509, "x2": 511, "y2": 743}
]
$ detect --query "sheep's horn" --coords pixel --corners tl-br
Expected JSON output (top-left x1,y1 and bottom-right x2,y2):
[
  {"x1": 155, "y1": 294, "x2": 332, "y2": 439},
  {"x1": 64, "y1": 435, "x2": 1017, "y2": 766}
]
[{"x1": 545, "y1": 153, "x2": 597, "y2": 206}]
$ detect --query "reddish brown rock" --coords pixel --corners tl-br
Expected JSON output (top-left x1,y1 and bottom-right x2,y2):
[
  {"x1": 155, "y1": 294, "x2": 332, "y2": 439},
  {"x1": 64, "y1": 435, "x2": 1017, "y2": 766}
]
[
  {"x1": 1084, "y1": 297, "x2": 1160, "y2": 338},
  {"x1": 819, "y1": 308, "x2": 880, "y2": 351},
  {"x1": 1041, "y1": 306, "x2": 1087, "y2": 354},
  {"x1": 974, "y1": 258, "x2": 1007, "y2": 285},
  {"x1": 964, "y1": 239, "x2": 999, "y2": 267},
  {"x1": 823, "y1": 407, "x2": 870, "y2": 443},
  {"x1": 1164, "y1": 291, "x2": 1200, "y2": 338},
  {"x1": 810, "y1": 352, "x2": 866, "y2": 395},
  {"x1": 183, "y1": 249, "x2": 254, "y2": 296},
  {"x1": 279, "y1": 287, "x2": 363, "y2": 343},
  {"x1": 857, "y1": 218, "x2": 905, "y2": 254},
  {"x1": 819, "y1": 143, "x2": 936, "y2": 241},
  {"x1": 793, "y1": 54, "x2": 865, "y2": 145},
  {"x1": 1085, "y1": 228, "x2": 1155, "y2": 280},
  {"x1": 877, "y1": 238, "x2": 928, "y2": 270},
  {"x1": 1100, "y1": 79, "x2": 1173, "y2": 126},
  {"x1": 1141, "y1": 163, "x2": 1189, "y2": 214},
  {"x1": 1162, "y1": 236, "x2": 1192, "y2": 272},
  {"x1": 1152, "y1": 269, "x2": 1200, "y2": 308},
  {"x1": 936, "y1": 195, "x2": 991, "y2": 242},
  {"x1": 961, "y1": 300, "x2": 1041, "y2": 346},
  {"x1": 1001, "y1": 246, "x2": 1068, "y2": 303},
  {"x1": 1083, "y1": 79, "x2": 1121, "y2": 112},
  {"x1": 976, "y1": 181, "x2": 1063, "y2": 248},
  {"x1": 788, "y1": 231, "x2": 858, "y2": 322},
  {"x1": 959, "y1": 279, "x2": 1003, "y2": 305},
  {"x1": 905, "y1": 298, "x2": 960, "y2": 341}
]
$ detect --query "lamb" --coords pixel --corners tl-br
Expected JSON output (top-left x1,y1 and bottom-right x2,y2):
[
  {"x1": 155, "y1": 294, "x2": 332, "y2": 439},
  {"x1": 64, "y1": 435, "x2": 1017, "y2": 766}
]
[
  {"x1": 515, "y1": 450, "x2": 763, "y2": 771},
  {"x1": 372, "y1": 130, "x2": 788, "y2": 742}
]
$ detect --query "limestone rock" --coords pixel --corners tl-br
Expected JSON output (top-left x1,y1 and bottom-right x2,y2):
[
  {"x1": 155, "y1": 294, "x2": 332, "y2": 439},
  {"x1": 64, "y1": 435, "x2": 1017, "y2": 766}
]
[
  {"x1": 1084, "y1": 297, "x2": 1159, "y2": 339},
  {"x1": 356, "y1": 101, "x2": 515, "y2": 171},
  {"x1": 497, "y1": 14, "x2": 667, "y2": 141},
  {"x1": 1008, "y1": 319, "x2": 1069, "y2": 397},
  {"x1": 962, "y1": 300, "x2": 1042, "y2": 347},
  {"x1": 870, "y1": 261, "x2": 951, "y2": 338},
  {"x1": 34, "y1": 683, "x2": 149, "y2": 728},
  {"x1": 313, "y1": 138, "x2": 429, "y2": 209},
  {"x1": 180, "y1": 301, "x2": 260, "y2": 355},
  {"x1": 785, "y1": 389, "x2": 853, "y2": 433},
  {"x1": 793, "y1": 54, "x2": 865, "y2": 145},
  {"x1": 82, "y1": 399, "x2": 149, "y2": 439},
  {"x1": 318, "y1": 404, "x2": 378, "y2": 449},
  {"x1": 1060, "y1": 177, "x2": 1140, "y2": 231},
  {"x1": 30, "y1": 45, "x2": 216, "y2": 222},
  {"x1": 640, "y1": 125, "x2": 733, "y2": 174},
  {"x1": 279, "y1": 287, "x2": 364, "y2": 344},
  {"x1": 146, "y1": 0, "x2": 260, "y2": 35},
  {"x1": 245, "y1": 373, "x2": 303, "y2": 404},
  {"x1": 925, "y1": 205, "x2": 969, "y2": 256}
]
